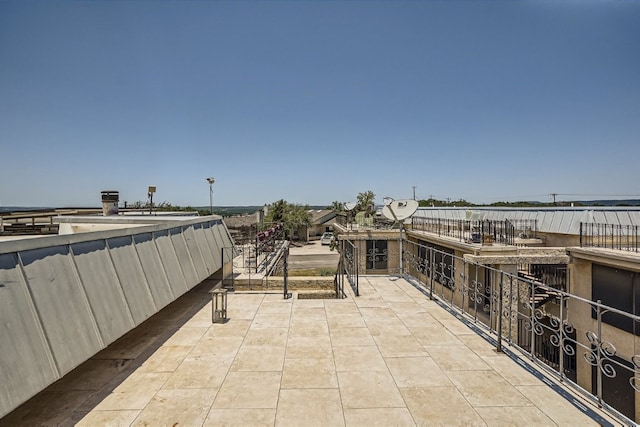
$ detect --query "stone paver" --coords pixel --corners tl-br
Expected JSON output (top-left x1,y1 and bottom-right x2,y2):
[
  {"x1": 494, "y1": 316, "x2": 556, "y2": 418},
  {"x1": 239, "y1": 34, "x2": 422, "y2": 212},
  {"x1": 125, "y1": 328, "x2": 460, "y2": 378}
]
[{"x1": 0, "y1": 276, "x2": 620, "y2": 427}]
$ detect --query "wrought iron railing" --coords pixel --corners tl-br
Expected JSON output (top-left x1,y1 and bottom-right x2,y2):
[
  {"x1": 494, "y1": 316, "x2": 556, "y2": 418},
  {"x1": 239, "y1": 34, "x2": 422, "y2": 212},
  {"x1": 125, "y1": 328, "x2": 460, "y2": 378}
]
[
  {"x1": 402, "y1": 239, "x2": 640, "y2": 425},
  {"x1": 411, "y1": 217, "x2": 537, "y2": 245},
  {"x1": 335, "y1": 212, "x2": 396, "y2": 231},
  {"x1": 580, "y1": 222, "x2": 640, "y2": 253},
  {"x1": 338, "y1": 239, "x2": 359, "y2": 296},
  {"x1": 254, "y1": 223, "x2": 286, "y2": 273}
]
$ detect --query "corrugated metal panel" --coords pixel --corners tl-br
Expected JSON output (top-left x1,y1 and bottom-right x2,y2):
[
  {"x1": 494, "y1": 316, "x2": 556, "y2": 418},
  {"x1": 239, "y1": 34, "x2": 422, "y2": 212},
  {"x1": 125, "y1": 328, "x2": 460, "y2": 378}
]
[
  {"x1": 538, "y1": 211, "x2": 555, "y2": 232},
  {"x1": 615, "y1": 211, "x2": 633, "y2": 226},
  {"x1": 524, "y1": 211, "x2": 538, "y2": 223},
  {"x1": 566, "y1": 211, "x2": 588, "y2": 235},
  {"x1": 414, "y1": 207, "x2": 640, "y2": 234},
  {"x1": 630, "y1": 212, "x2": 640, "y2": 226},
  {"x1": 559, "y1": 211, "x2": 576, "y2": 234},
  {"x1": 485, "y1": 211, "x2": 500, "y2": 221},
  {"x1": 548, "y1": 211, "x2": 564, "y2": 233},
  {"x1": 591, "y1": 211, "x2": 608, "y2": 224}
]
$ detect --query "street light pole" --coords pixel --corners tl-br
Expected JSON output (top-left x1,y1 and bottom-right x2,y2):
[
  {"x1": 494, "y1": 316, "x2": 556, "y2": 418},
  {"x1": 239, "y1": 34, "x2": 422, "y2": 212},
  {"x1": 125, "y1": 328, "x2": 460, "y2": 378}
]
[{"x1": 206, "y1": 177, "x2": 215, "y2": 215}]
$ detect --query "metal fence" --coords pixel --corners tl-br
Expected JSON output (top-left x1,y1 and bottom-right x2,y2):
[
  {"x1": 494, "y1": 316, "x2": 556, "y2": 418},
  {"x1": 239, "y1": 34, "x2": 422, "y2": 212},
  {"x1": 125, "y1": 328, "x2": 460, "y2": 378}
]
[
  {"x1": 580, "y1": 222, "x2": 640, "y2": 253},
  {"x1": 411, "y1": 217, "x2": 537, "y2": 245},
  {"x1": 338, "y1": 239, "x2": 359, "y2": 296},
  {"x1": 402, "y1": 239, "x2": 640, "y2": 425},
  {"x1": 253, "y1": 223, "x2": 286, "y2": 273},
  {"x1": 335, "y1": 212, "x2": 396, "y2": 231}
]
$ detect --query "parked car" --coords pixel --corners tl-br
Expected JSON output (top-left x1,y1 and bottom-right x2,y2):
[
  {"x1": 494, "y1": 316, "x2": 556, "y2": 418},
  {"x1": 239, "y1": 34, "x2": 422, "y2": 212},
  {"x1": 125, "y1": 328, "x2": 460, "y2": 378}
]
[{"x1": 320, "y1": 232, "x2": 334, "y2": 245}]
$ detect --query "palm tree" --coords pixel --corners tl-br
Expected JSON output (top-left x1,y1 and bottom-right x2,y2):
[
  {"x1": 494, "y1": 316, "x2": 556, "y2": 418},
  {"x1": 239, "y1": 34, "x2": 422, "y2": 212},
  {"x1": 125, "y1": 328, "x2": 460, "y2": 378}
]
[
  {"x1": 329, "y1": 201, "x2": 345, "y2": 211},
  {"x1": 357, "y1": 190, "x2": 375, "y2": 217}
]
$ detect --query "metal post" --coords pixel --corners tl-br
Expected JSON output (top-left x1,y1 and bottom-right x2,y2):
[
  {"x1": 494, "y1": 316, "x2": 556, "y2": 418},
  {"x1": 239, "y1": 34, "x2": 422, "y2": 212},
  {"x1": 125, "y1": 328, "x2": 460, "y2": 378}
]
[
  {"x1": 530, "y1": 281, "x2": 536, "y2": 361},
  {"x1": 428, "y1": 248, "x2": 434, "y2": 300},
  {"x1": 559, "y1": 293, "x2": 565, "y2": 381},
  {"x1": 496, "y1": 272, "x2": 504, "y2": 353},
  {"x1": 399, "y1": 225, "x2": 403, "y2": 276},
  {"x1": 596, "y1": 300, "x2": 603, "y2": 406},
  {"x1": 508, "y1": 276, "x2": 513, "y2": 345},
  {"x1": 355, "y1": 245, "x2": 359, "y2": 296},
  {"x1": 473, "y1": 263, "x2": 479, "y2": 320},
  {"x1": 206, "y1": 177, "x2": 215, "y2": 215},
  {"x1": 460, "y1": 259, "x2": 466, "y2": 314},
  {"x1": 283, "y1": 247, "x2": 291, "y2": 299}
]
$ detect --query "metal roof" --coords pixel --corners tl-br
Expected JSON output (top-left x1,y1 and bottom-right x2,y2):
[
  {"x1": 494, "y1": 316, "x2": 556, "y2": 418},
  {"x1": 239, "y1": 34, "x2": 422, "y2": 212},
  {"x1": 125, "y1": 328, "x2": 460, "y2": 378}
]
[{"x1": 413, "y1": 207, "x2": 640, "y2": 235}]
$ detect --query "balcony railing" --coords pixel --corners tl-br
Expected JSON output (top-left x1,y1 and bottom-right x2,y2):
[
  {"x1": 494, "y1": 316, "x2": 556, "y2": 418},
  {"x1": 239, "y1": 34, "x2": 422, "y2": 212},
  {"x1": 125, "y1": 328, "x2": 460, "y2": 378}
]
[
  {"x1": 401, "y1": 239, "x2": 640, "y2": 425},
  {"x1": 410, "y1": 217, "x2": 537, "y2": 245},
  {"x1": 334, "y1": 212, "x2": 396, "y2": 230},
  {"x1": 337, "y1": 238, "x2": 359, "y2": 296},
  {"x1": 580, "y1": 222, "x2": 640, "y2": 253}
]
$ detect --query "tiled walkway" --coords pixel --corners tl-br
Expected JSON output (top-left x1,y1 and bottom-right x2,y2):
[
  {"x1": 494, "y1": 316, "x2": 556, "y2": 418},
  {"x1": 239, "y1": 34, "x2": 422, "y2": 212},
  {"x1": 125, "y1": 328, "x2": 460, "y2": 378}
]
[{"x1": 1, "y1": 276, "x2": 621, "y2": 426}]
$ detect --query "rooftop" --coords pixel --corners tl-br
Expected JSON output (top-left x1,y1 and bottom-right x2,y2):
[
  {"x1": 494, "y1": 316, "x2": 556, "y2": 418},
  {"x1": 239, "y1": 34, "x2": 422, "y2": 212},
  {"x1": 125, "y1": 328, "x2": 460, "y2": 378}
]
[{"x1": 0, "y1": 275, "x2": 621, "y2": 426}]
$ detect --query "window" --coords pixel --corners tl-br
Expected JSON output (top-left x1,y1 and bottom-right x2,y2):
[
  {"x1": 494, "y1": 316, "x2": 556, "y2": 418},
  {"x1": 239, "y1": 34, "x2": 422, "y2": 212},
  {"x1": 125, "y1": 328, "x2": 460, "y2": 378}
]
[
  {"x1": 366, "y1": 240, "x2": 387, "y2": 271},
  {"x1": 592, "y1": 264, "x2": 640, "y2": 335}
]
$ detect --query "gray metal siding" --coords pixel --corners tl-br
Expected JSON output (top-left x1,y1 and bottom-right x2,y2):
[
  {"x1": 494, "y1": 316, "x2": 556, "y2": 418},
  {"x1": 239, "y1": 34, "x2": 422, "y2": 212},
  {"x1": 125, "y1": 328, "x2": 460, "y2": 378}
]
[{"x1": 0, "y1": 217, "x2": 234, "y2": 418}]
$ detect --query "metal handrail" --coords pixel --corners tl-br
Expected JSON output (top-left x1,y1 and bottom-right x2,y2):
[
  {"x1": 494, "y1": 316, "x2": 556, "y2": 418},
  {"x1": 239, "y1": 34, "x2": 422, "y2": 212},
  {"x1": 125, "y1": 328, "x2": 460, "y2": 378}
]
[
  {"x1": 402, "y1": 239, "x2": 640, "y2": 425},
  {"x1": 339, "y1": 239, "x2": 359, "y2": 297},
  {"x1": 580, "y1": 222, "x2": 640, "y2": 253},
  {"x1": 411, "y1": 217, "x2": 538, "y2": 245}
]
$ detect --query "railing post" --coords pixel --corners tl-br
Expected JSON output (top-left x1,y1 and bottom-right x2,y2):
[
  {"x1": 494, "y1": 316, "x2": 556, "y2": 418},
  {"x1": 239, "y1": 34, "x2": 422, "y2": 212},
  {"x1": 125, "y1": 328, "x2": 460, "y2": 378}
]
[
  {"x1": 596, "y1": 299, "x2": 603, "y2": 406},
  {"x1": 355, "y1": 245, "x2": 359, "y2": 296},
  {"x1": 559, "y1": 293, "x2": 565, "y2": 381},
  {"x1": 530, "y1": 281, "x2": 536, "y2": 361},
  {"x1": 473, "y1": 263, "x2": 479, "y2": 320},
  {"x1": 496, "y1": 272, "x2": 503, "y2": 353},
  {"x1": 508, "y1": 275, "x2": 514, "y2": 345},
  {"x1": 335, "y1": 251, "x2": 341, "y2": 298},
  {"x1": 579, "y1": 222, "x2": 583, "y2": 247},
  {"x1": 429, "y1": 248, "x2": 434, "y2": 300},
  {"x1": 283, "y1": 246, "x2": 291, "y2": 299},
  {"x1": 460, "y1": 259, "x2": 467, "y2": 315}
]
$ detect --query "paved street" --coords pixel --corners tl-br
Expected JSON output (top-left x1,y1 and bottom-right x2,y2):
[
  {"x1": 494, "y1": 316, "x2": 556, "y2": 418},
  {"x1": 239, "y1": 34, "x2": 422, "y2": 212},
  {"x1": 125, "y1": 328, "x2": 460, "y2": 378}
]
[{"x1": 287, "y1": 241, "x2": 339, "y2": 270}]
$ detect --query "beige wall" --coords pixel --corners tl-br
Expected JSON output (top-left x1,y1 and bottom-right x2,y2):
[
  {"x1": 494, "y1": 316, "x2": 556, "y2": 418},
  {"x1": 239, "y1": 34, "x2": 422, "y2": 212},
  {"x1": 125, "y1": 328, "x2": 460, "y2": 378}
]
[{"x1": 569, "y1": 248, "x2": 640, "y2": 421}]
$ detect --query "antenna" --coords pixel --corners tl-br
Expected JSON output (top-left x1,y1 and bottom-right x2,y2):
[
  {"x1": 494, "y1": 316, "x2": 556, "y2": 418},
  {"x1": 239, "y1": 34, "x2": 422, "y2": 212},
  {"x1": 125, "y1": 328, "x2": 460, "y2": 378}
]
[
  {"x1": 344, "y1": 202, "x2": 357, "y2": 230},
  {"x1": 381, "y1": 198, "x2": 419, "y2": 277},
  {"x1": 382, "y1": 199, "x2": 419, "y2": 222},
  {"x1": 344, "y1": 202, "x2": 357, "y2": 211}
]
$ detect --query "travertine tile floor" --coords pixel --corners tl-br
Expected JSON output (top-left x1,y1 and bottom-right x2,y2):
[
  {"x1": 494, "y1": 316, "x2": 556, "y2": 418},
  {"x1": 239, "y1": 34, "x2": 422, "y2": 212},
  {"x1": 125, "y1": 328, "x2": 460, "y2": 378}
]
[{"x1": 0, "y1": 276, "x2": 622, "y2": 426}]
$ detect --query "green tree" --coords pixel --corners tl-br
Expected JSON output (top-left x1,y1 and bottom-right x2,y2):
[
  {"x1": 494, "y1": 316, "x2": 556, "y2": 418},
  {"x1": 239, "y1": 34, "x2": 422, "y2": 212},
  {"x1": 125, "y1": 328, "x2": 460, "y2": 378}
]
[
  {"x1": 329, "y1": 201, "x2": 345, "y2": 211},
  {"x1": 264, "y1": 199, "x2": 312, "y2": 239},
  {"x1": 356, "y1": 190, "x2": 375, "y2": 217}
]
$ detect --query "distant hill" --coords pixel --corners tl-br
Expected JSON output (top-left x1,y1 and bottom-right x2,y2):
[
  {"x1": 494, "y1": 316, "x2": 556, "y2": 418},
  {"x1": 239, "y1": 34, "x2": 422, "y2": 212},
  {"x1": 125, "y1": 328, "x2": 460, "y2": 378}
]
[
  {"x1": 491, "y1": 199, "x2": 640, "y2": 207},
  {"x1": 574, "y1": 199, "x2": 640, "y2": 207},
  {"x1": 204, "y1": 206, "x2": 262, "y2": 216},
  {"x1": 202, "y1": 205, "x2": 330, "y2": 217}
]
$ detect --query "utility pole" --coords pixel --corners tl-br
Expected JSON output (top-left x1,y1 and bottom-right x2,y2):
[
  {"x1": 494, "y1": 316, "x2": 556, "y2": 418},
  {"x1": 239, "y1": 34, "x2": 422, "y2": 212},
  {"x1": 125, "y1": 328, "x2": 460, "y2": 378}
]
[
  {"x1": 412, "y1": 186, "x2": 416, "y2": 200},
  {"x1": 206, "y1": 177, "x2": 215, "y2": 215},
  {"x1": 550, "y1": 193, "x2": 558, "y2": 206}
]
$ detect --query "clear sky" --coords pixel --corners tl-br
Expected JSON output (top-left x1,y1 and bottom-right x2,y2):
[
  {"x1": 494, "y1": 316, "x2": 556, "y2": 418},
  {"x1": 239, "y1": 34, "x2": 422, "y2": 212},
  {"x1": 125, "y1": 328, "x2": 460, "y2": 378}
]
[{"x1": 1, "y1": 0, "x2": 639, "y2": 208}]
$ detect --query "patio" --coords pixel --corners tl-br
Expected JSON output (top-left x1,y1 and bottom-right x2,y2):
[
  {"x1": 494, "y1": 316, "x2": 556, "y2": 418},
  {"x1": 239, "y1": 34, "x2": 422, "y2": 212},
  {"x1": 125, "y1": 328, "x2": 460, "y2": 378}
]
[{"x1": 0, "y1": 275, "x2": 620, "y2": 426}]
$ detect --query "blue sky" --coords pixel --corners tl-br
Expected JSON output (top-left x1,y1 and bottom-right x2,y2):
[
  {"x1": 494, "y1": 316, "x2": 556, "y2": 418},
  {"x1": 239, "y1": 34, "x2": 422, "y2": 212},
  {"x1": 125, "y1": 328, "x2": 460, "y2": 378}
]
[{"x1": 1, "y1": 1, "x2": 639, "y2": 208}]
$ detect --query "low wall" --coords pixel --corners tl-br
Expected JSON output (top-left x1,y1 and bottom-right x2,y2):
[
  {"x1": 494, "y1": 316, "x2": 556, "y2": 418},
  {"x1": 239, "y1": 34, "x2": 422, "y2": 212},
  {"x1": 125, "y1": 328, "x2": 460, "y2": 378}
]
[{"x1": 0, "y1": 217, "x2": 234, "y2": 418}]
